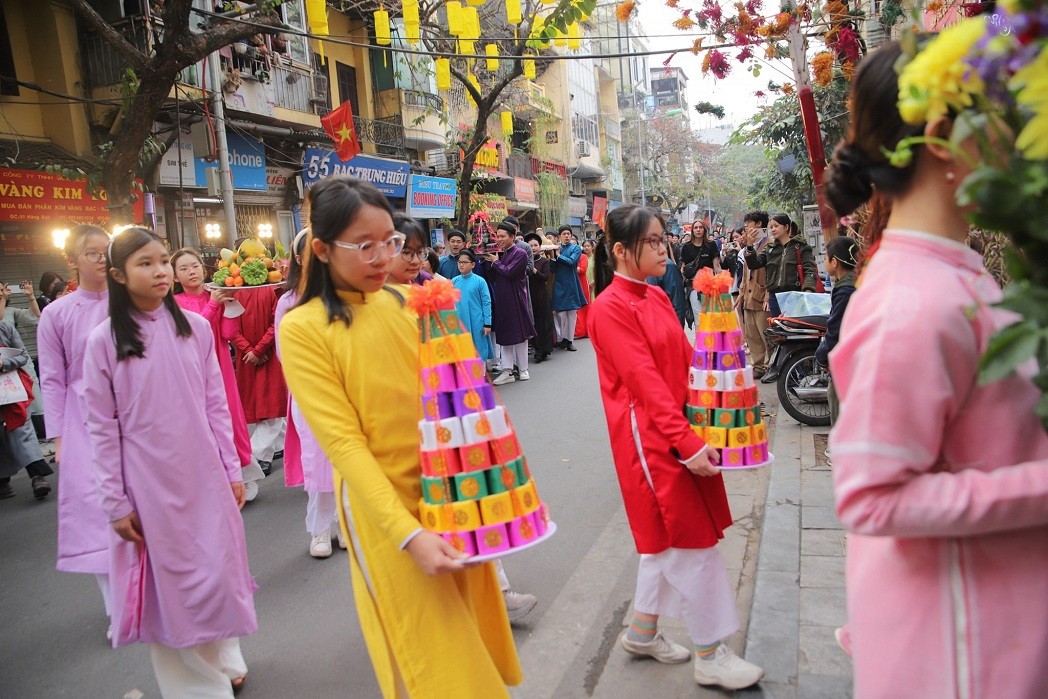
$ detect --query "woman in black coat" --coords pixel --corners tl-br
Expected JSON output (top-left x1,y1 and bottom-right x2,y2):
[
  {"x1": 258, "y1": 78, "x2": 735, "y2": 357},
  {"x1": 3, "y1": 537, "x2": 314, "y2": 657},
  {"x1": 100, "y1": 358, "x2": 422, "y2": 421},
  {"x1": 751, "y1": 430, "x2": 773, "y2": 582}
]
[{"x1": 524, "y1": 232, "x2": 554, "y2": 362}]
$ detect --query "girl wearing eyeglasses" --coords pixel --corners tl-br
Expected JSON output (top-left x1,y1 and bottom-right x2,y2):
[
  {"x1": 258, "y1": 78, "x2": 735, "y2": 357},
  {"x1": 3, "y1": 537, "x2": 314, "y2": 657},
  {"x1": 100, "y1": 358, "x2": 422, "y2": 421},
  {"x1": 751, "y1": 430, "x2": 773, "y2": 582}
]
[
  {"x1": 389, "y1": 214, "x2": 433, "y2": 286},
  {"x1": 278, "y1": 177, "x2": 522, "y2": 697},
  {"x1": 36, "y1": 224, "x2": 116, "y2": 637},
  {"x1": 81, "y1": 227, "x2": 255, "y2": 695},
  {"x1": 589, "y1": 205, "x2": 763, "y2": 691}
]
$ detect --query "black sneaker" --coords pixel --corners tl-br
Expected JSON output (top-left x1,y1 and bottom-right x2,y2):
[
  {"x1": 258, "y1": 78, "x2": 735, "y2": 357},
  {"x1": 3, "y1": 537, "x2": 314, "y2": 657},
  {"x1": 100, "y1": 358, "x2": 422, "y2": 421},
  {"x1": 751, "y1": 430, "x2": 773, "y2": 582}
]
[
  {"x1": 0, "y1": 480, "x2": 14, "y2": 499},
  {"x1": 32, "y1": 476, "x2": 51, "y2": 500},
  {"x1": 273, "y1": 450, "x2": 284, "y2": 461},
  {"x1": 258, "y1": 460, "x2": 272, "y2": 476},
  {"x1": 565, "y1": 343, "x2": 577, "y2": 352},
  {"x1": 760, "y1": 369, "x2": 779, "y2": 383}
]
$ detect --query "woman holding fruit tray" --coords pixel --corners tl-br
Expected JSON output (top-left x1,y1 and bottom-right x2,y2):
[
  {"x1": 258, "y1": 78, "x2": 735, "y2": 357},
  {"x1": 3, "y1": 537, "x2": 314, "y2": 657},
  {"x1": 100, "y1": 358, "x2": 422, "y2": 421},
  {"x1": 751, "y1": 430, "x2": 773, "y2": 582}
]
[{"x1": 173, "y1": 249, "x2": 265, "y2": 501}]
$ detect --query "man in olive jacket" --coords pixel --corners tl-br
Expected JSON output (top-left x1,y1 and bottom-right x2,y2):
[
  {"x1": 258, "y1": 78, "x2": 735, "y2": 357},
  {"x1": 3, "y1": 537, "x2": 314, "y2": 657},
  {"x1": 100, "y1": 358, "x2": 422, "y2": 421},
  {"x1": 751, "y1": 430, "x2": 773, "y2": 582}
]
[
  {"x1": 744, "y1": 213, "x2": 818, "y2": 318},
  {"x1": 739, "y1": 211, "x2": 771, "y2": 379}
]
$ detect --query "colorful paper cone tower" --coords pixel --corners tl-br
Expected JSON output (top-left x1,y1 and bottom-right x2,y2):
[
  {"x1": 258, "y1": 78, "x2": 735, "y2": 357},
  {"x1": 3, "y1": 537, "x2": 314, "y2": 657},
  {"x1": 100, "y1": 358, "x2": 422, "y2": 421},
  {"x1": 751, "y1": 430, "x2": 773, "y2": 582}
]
[
  {"x1": 409, "y1": 279, "x2": 553, "y2": 556},
  {"x1": 688, "y1": 269, "x2": 774, "y2": 469}
]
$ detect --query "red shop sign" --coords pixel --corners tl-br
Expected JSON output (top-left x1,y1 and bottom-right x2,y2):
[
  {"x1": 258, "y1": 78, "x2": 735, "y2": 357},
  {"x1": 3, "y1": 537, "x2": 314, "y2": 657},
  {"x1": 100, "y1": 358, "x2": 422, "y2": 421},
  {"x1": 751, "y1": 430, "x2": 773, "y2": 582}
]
[{"x1": 0, "y1": 168, "x2": 144, "y2": 224}]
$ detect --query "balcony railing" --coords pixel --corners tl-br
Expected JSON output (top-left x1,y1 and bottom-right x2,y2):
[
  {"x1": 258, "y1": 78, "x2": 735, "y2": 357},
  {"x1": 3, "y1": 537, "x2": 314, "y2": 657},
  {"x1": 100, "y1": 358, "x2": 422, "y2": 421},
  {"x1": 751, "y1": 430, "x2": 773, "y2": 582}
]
[
  {"x1": 355, "y1": 116, "x2": 406, "y2": 159},
  {"x1": 273, "y1": 64, "x2": 313, "y2": 113},
  {"x1": 80, "y1": 17, "x2": 151, "y2": 87},
  {"x1": 403, "y1": 90, "x2": 444, "y2": 112}
]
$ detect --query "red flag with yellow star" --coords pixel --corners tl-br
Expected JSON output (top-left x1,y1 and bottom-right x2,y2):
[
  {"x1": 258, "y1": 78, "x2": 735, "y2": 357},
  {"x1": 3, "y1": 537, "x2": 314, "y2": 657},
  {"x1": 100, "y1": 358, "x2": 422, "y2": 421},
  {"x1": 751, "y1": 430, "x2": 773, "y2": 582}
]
[{"x1": 321, "y1": 101, "x2": 361, "y2": 162}]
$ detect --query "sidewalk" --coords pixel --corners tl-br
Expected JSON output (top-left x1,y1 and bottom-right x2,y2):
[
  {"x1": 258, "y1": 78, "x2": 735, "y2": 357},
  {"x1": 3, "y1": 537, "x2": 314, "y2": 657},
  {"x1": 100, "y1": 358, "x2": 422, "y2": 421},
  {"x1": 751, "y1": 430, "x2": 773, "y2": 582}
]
[{"x1": 740, "y1": 412, "x2": 852, "y2": 698}]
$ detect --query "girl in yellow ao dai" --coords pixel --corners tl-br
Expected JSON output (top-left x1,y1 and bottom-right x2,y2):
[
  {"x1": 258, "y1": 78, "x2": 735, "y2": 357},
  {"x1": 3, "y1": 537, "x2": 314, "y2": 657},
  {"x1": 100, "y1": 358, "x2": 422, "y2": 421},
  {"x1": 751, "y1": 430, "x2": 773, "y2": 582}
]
[{"x1": 278, "y1": 178, "x2": 521, "y2": 698}]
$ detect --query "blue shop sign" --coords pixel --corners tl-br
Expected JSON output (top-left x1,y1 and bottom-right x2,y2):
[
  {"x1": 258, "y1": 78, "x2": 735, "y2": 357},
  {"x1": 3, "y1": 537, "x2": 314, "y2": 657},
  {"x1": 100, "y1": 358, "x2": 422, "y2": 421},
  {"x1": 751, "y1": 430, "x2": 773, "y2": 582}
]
[
  {"x1": 302, "y1": 148, "x2": 410, "y2": 198},
  {"x1": 194, "y1": 134, "x2": 267, "y2": 191},
  {"x1": 406, "y1": 175, "x2": 458, "y2": 219}
]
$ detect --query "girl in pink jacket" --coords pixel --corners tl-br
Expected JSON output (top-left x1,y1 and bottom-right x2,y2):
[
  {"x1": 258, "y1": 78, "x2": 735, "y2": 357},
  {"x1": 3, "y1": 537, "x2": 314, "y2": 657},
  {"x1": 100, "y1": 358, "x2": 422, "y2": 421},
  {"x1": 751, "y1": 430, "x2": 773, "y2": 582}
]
[{"x1": 824, "y1": 42, "x2": 1048, "y2": 698}]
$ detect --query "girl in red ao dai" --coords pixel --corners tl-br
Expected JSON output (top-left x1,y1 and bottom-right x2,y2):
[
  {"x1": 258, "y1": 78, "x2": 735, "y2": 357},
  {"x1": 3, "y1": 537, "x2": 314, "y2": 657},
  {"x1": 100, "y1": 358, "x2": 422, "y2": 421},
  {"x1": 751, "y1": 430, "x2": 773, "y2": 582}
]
[{"x1": 587, "y1": 205, "x2": 763, "y2": 690}]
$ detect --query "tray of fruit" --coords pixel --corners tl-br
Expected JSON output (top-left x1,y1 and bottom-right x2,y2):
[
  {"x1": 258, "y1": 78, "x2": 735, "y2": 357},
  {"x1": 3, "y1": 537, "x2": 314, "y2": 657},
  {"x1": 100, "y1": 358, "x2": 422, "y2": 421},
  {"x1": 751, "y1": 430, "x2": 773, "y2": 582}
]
[{"x1": 208, "y1": 237, "x2": 289, "y2": 288}]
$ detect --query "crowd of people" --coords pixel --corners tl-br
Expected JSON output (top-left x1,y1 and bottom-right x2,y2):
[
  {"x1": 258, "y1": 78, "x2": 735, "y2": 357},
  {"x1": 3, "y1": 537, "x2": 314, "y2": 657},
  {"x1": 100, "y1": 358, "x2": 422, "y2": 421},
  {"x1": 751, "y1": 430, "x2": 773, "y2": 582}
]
[{"x1": 4, "y1": 36, "x2": 1047, "y2": 698}]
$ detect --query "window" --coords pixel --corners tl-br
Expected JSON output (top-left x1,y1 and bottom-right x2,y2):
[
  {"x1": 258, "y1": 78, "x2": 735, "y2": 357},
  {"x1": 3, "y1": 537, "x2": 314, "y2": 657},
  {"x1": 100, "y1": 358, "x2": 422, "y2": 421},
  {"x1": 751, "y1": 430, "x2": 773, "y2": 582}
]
[
  {"x1": 283, "y1": 0, "x2": 310, "y2": 65},
  {"x1": 0, "y1": 5, "x2": 17, "y2": 96}
]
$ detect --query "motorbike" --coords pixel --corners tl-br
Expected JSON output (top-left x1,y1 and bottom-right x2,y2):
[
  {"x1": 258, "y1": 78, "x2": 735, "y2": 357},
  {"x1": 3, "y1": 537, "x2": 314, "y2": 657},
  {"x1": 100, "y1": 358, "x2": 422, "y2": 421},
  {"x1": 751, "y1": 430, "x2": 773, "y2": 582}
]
[{"x1": 763, "y1": 315, "x2": 831, "y2": 426}]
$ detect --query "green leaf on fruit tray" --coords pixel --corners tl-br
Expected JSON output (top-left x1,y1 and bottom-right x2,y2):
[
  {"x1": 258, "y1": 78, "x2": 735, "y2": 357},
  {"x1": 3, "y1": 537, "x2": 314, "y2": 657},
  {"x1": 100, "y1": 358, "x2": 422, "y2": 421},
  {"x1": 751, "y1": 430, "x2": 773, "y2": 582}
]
[{"x1": 979, "y1": 320, "x2": 1041, "y2": 384}]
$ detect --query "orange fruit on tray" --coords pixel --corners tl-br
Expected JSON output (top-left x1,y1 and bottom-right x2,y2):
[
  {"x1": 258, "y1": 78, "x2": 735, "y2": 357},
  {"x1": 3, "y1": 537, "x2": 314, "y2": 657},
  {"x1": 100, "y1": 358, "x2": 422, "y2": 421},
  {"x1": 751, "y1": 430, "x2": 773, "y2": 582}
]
[
  {"x1": 267, "y1": 270, "x2": 282, "y2": 283},
  {"x1": 263, "y1": 257, "x2": 274, "y2": 269},
  {"x1": 229, "y1": 264, "x2": 240, "y2": 277},
  {"x1": 233, "y1": 276, "x2": 244, "y2": 286},
  {"x1": 223, "y1": 277, "x2": 235, "y2": 287}
]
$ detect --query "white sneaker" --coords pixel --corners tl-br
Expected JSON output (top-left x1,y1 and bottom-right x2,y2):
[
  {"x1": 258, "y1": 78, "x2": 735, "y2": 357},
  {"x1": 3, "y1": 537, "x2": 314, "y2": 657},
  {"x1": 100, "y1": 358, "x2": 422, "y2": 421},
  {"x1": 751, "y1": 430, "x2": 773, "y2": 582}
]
[
  {"x1": 243, "y1": 480, "x2": 259, "y2": 502},
  {"x1": 517, "y1": 370, "x2": 530, "y2": 381},
  {"x1": 336, "y1": 526, "x2": 347, "y2": 550},
  {"x1": 693, "y1": 645, "x2": 764, "y2": 689},
  {"x1": 491, "y1": 371, "x2": 516, "y2": 386},
  {"x1": 620, "y1": 632, "x2": 691, "y2": 664},
  {"x1": 502, "y1": 590, "x2": 538, "y2": 622},
  {"x1": 309, "y1": 531, "x2": 333, "y2": 558}
]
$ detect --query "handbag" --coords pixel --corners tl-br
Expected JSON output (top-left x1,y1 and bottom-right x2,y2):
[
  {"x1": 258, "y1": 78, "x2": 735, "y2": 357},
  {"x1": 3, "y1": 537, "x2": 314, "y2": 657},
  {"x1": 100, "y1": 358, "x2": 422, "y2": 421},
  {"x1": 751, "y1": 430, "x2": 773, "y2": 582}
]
[{"x1": 795, "y1": 247, "x2": 825, "y2": 293}]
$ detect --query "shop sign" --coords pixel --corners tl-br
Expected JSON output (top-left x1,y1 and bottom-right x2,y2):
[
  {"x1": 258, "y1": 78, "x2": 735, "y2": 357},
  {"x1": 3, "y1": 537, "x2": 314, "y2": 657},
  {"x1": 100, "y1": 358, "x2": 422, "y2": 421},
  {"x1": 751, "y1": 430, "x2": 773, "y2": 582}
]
[
  {"x1": 469, "y1": 140, "x2": 503, "y2": 173},
  {"x1": 567, "y1": 196, "x2": 587, "y2": 218},
  {"x1": 406, "y1": 175, "x2": 457, "y2": 219},
  {"x1": 301, "y1": 148, "x2": 410, "y2": 198},
  {"x1": 194, "y1": 134, "x2": 267, "y2": 191},
  {"x1": 592, "y1": 195, "x2": 608, "y2": 228},
  {"x1": 0, "y1": 168, "x2": 143, "y2": 224},
  {"x1": 159, "y1": 138, "x2": 196, "y2": 187},
  {"x1": 470, "y1": 193, "x2": 508, "y2": 221},
  {"x1": 266, "y1": 167, "x2": 294, "y2": 195},
  {"x1": 514, "y1": 177, "x2": 536, "y2": 203}
]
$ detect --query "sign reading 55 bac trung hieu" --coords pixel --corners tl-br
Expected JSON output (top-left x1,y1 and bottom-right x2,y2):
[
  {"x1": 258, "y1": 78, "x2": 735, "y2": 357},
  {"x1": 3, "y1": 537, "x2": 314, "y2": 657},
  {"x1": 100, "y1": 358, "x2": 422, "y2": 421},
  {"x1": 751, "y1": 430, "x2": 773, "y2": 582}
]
[
  {"x1": 406, "y1": 175, "x2": 458, "y2": 219},
  {"x1": 301, "y1": 148, "x2": 410, "y2": 198}
]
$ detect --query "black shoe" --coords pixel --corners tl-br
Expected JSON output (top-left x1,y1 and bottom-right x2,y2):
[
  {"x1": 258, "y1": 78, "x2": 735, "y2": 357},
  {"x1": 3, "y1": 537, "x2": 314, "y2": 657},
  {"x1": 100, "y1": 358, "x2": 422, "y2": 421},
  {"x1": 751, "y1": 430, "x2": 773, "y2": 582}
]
[
  {"x1": 760, "y1": 369, "x2": 779, "y2": 384},
  {"x1": 32, "y1": 476, "x2": 51, "y2": 500},
  {"x1": 534, "y1": 354, "x2": 546, "y2": 364},
  {"x1": 565, "y1": 343, "x2": 577, "y2": 352},
  {"x1": 0, "y1": 480, "x2": 14, "y2": 499},
  {"x1": 558, "y1": 339, "x2": 569, "y2": 349},
  {"x1": 258, "y1": 460, "x2": 273, "y2": 476},
  {"x1": 273, "y1": 450, "x2": 284, "y2": 461}
]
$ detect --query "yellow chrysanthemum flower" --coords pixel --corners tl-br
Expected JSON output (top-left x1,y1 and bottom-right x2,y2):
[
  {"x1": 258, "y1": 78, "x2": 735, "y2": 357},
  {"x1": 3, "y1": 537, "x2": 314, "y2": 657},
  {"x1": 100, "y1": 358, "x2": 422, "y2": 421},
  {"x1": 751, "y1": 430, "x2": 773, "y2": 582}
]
[
  {"x1": 1013, "y1": 50, "x2": 1048, "y2": 159},
  {"x1": 898, "y1": 16, "x2": 987, "y2": 125}
]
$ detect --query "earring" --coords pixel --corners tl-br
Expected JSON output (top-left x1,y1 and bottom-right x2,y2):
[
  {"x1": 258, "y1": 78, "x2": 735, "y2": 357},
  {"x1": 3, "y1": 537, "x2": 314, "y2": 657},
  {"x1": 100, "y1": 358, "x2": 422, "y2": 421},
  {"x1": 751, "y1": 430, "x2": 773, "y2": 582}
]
[{"x1": 945, "y1": 170, "x2": 956, "y2": 183}]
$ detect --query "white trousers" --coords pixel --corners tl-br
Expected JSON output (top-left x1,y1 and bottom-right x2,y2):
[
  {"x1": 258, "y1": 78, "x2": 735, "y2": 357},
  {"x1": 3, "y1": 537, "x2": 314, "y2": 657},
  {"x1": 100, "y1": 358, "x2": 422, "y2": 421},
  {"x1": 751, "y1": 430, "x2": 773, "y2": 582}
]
[
  {"x1": 149, "y1": 638, "x2": 247, "y2": 699},
  {"x1": 495, "y1": 560, "x2": 510, "y2": 592},
  {"x1": 248, "y1": 418, "x2": 285, "y2": 462},
  {"x1": 497, "y1": 342, "x2": 529, "y2": 373},
  {"x1": 688, "y1": 290, "x2": 702, "y2": 325},
  {"x1": 553, "y1": 310, "x2": 577, "y2": 344},
  {"x1": 634, "y1": 547, "x2": 739, "y2": 647},
  {"x1": 95, "y1": 573, "x2": 112, "y2": 617},
  {"x1": 305, "y1": 490, "x2": 338, "y2": 536}
]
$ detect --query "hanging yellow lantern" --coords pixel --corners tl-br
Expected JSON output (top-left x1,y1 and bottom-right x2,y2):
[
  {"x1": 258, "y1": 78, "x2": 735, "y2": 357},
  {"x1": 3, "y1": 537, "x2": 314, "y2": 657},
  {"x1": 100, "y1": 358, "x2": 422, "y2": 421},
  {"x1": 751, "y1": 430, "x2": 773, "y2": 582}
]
[
  {"x1": 523, "y1": 56, "x2": 536, "y2": 80},
  {"x1": 446, "y1": 1, "x2": 464, "y2": 36},
  {"x1": 541, "y1": 0, "x2": 556, "y2": 5},
  {"x1": 501, "y1": 111, "x2": 514, "y2": 136},
  {"x1": 374, "y1": 9, "x2": 391, "y2": 46},
  {"x1": 404, "y1": 21, "x2": 421, "y2": 46},
  {"x1": 460, "y1": 39, "x2": 476, "y2": 57},
  {"x1": 567, "y1": 22, "x2": 581, "y2": 51},
  {"x1": 402, "y1": 0, "x2": 420, "y2": 24},
  {"x1": 467, "y1": 72, "x2": 481, "y2": 104},
  {"x1": 553, "y1": 27, "x2": 568, "y2": 48},
  {"x1": 466, "y1": 0, "x2": 485, "y2": 6},
  {"x1": 485, "y1": 44, "x2": 499, "y2": 71},
  {"x1": 463, "y1": 6, "x2": 480, "y2": 39},
  {"x1": 506, "y1": 0, "x2": 522, "y2": 25},
  {"x1": 435, "y1": 58, "x2": 451, "y2": 90}
]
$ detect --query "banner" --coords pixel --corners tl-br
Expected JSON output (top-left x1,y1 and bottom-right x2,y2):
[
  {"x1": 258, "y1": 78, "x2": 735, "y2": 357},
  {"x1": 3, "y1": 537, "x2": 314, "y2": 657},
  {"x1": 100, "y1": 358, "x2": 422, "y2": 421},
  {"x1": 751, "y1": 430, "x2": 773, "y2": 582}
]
[
  {"x1": 514, "y1": 177, "x2": 536, "y2": 203},
  {"x1": 0, "y1": 168, "x2": 144, "y2": 224},
  {"x1": 302, "y1": 148, "x2": 410, "y2": 198},
  {"x1": 406, "y1": 175, "x2": 457, "y2": 219},
  {"x1": 194, "y1": 134, "x2": 267, "y2": 191}
]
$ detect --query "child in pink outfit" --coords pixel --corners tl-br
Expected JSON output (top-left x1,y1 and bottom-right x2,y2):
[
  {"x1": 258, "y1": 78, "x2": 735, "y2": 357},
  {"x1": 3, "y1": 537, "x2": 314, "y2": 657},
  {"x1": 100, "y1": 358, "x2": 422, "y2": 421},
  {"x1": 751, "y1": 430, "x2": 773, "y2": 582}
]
[{"x1": 824, "y1": 42, "x2": 1048, "y2": 698}]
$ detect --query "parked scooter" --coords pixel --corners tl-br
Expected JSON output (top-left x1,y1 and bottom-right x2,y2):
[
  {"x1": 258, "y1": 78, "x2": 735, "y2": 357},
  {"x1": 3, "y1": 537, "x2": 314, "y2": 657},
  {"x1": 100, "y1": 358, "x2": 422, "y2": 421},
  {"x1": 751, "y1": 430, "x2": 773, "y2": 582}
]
[{"x1": 764, "y1": 315, "x2": 831, "y2": 426}]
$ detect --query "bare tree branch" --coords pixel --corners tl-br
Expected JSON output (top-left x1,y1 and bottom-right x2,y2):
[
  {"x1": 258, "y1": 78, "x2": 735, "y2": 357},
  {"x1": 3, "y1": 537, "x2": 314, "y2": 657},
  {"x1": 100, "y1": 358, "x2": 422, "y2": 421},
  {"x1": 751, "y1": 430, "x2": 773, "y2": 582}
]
[
  {"x1": 185, "y1": 14, "x2": 288, "y2": 65},
  {"x1": 68, "y1": 0, "x2": 147, "y2": 71}
]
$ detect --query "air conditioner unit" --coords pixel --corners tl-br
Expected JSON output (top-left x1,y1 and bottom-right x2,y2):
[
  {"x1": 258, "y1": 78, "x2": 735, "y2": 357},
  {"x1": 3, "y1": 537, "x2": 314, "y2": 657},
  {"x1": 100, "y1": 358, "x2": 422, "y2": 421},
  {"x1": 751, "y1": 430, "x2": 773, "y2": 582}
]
[
  {"x1": 577, "y1": 140, "x2": 592, "y2": 158},
  {"x1": 570, "y1": 179, "x2": 587, "y2": 196}
]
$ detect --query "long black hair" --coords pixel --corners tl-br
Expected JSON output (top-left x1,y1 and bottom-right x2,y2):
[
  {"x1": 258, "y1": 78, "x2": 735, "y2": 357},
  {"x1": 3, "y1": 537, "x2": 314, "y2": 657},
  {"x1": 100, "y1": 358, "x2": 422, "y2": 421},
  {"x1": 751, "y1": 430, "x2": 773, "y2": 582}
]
[
  {"x1": 106, "y1": 227, "x2": 192, "y2": 360},
  {"x1": 593, "y1": 205, "x2": 665, "y2": 296},
  {"x1": 393, "y1": 212, "x2": 427, "y2": 247},
  {"x1": 300, "y1": 177, "x2": 401, "y2": 324},
  {"x1": 286, "y1": 228, "x2": 310, "y2": 294},
  {"x1": 170, "y1": 247, "x2": 204, "y2": 295}
]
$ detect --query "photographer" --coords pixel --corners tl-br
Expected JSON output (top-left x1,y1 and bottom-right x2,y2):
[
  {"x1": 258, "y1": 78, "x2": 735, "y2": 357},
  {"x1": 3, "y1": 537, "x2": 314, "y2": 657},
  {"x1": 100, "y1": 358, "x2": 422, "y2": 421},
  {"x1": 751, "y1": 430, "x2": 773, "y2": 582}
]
[{"x1": 679, "y1": 221, "x2": 721, "y2": 327}]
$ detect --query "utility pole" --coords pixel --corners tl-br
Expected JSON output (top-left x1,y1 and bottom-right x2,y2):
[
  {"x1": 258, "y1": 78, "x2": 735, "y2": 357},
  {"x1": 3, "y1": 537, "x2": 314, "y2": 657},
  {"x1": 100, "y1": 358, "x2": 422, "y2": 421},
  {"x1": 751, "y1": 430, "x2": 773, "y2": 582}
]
[
  {"x1": 207, "y1": 51, "x2": 238, "y2": 246},
  {"x1": 786, "y1": 21, "x2": 837, "y2": 244}
]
